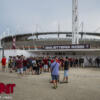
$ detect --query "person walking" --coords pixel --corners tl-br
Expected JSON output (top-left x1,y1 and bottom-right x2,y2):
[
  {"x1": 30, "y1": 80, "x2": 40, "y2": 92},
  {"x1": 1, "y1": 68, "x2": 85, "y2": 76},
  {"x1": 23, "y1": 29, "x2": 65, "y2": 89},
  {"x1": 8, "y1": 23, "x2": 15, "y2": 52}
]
[
  {"x1": 16, "y1": 56, "x2": 23, "y2": 76},
  {"x1": 63, "y1": 56, "x2": 69, "y2": 83},
  {"x1": 1, "y1": 56, "x2": 6, "y2": 72},
  {"x1": 50, "y1": 57, "x2": 60, "y2": 89}
]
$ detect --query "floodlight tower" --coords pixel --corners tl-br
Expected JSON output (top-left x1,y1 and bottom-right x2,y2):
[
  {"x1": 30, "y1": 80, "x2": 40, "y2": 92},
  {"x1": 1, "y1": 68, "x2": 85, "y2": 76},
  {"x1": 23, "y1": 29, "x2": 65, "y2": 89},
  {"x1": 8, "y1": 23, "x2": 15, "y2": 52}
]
[
  {"x1": 72, "y1": 0, "x2": 79, "y2": 44},
  {"x1": 0, "y1": 34, "x2": 2, "y2": 48},
  {"x1": 0, "y1": 39, "x2": 1, "y2": 48}
]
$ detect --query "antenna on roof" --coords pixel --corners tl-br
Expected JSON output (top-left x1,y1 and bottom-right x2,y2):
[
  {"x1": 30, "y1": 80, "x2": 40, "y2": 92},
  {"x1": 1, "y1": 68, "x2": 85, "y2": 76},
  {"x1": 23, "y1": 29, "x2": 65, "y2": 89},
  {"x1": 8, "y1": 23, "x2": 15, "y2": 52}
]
[
  {"x1": 80, "y1": 22, "x2": 84, "y2": 39},
  {"x1": 36, "y1": 24, "x2": 38, "y2": 33},
  {"x1": 58, "y1": 23, "x2": 60, "y2": 39}
]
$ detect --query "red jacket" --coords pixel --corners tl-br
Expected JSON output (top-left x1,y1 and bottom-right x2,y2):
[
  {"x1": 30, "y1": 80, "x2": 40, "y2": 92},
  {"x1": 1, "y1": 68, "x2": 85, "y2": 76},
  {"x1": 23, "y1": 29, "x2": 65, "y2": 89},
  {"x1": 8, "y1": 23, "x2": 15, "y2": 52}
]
[{"x1": 2, "y1": 57, "x2": 6, "y2": 66}]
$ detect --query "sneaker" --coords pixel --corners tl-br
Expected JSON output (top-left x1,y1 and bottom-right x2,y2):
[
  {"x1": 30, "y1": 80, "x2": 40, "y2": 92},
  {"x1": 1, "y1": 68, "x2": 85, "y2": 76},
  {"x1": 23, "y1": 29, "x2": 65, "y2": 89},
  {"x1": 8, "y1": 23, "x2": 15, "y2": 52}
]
[
  {"x1": 56, "y1": 85, "x2": 58, "y2": 88},
  {"x1": 65, "y1": 81, "x2": 68, "y2": 83},
  {"x1": 52, "y1": 86, "x2": 57, "y2": 89},
  {"x1": 50, "y1": 81, "x2": 53, "y2": 83}
]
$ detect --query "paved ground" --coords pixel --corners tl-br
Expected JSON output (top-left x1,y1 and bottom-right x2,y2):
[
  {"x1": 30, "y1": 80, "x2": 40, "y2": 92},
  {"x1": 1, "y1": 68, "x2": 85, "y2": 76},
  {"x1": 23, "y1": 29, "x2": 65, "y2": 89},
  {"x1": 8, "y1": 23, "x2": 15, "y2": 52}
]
[{"x1": 0, "y1": 67, "x2": 100, "y2": 100}]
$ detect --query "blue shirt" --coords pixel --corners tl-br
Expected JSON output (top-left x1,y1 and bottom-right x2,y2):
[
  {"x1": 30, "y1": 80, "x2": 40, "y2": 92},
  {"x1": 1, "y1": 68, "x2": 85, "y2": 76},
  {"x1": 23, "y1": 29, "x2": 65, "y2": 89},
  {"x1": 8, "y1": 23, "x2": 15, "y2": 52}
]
[{"x1": 50, "y1": 61, "x2": 59, "y2": 75}]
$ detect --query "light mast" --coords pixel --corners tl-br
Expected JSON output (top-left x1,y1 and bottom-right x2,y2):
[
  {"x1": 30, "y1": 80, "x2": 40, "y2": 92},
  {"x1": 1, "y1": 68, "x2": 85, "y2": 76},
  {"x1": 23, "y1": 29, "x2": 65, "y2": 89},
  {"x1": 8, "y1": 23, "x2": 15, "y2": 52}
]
[{"x1": 72, "y1": 0, "x2": 79, "y2": 44}]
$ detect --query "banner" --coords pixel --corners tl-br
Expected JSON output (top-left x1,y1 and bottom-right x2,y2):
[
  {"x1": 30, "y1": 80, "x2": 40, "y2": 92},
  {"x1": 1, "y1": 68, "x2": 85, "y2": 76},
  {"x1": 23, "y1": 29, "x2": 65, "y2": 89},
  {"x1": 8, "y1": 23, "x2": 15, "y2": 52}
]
[{"x1": 44, "y1": 44, "x2": 90, "y2": 50}]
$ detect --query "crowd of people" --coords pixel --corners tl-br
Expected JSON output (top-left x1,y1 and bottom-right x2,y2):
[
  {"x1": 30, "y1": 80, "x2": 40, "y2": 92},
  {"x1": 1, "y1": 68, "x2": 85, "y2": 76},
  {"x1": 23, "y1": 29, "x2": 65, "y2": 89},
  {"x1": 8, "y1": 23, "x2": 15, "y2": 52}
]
[
  {"x1": 1, "y1": 55, "x2": 85, "y2": 74},
  {"x1": 1, "y1": 55, "x2": 70, "y2": 89},
  {"x1": 1, "y1": 55, "x2": 100, "y2": 89},
  {"x1": 1, "y1": 55, "x2": 100, "y2": 74}
]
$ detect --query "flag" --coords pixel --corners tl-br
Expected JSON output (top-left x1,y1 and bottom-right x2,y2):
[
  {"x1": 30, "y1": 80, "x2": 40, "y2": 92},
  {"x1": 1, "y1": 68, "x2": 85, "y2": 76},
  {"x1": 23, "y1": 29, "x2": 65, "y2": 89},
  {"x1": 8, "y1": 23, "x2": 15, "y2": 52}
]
[{"x1": 12, "y1": 37, "x2": 16, "y2": 49}]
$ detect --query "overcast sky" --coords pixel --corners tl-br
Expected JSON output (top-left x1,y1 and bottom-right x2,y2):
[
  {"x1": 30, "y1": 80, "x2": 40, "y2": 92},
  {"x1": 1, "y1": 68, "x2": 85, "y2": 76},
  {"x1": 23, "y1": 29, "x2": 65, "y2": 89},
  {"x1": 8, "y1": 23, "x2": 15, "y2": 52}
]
[{"x1": 0, "y1": 0, "x2": 100, "y2": 36}]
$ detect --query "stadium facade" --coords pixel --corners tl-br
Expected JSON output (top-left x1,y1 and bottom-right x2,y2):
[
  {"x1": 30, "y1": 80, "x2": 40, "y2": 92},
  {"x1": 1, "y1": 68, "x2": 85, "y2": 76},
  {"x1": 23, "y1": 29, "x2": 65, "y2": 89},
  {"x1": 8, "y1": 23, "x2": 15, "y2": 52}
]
[{"x1": 1, "y1": 32, "x2": 100, "y2": 58}]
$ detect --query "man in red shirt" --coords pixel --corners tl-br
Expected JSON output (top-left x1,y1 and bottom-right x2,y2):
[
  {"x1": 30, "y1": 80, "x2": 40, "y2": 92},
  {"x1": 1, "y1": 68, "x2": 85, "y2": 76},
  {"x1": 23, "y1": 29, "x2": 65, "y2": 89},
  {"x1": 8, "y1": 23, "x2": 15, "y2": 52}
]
[
  {"x1": 43, "y1": 57, "x2": 48, "y2": 72},
  {"x1": 23, "y1": 57, "x2": 27, "y2": 75},
  {"x1": 16, "y1": 56, "x2": 23, "y2": 76},
  {"x1": 1, "y1": 56, "x2": 6, "y2": 72}
]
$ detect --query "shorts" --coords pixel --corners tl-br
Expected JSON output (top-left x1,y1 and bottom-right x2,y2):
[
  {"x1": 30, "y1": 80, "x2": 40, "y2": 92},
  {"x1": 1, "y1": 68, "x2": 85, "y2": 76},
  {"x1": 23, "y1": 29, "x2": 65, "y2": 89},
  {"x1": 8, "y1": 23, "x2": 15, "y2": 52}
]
[
  {"x1": 23, "y1": 66, "x2": 27, "y2": 71},
  {"x1": 44, "y1": 65, "x2": 48, "y2": 69},
  {"x1": 33, "y1": 67, "x2": 36, "y2": 70},
  {"x1": 8, "y1": 63, "x2": 12, "y2": 68},
  {"x1": 64, "y1": 70, "x2": 68, "y2": 77},
  {"x1": 17, "y1": 68, "x2": 23, "y2": 74},
  {"x1": 52, "y1": 75, "x2": 59, "y2": 81},
  {"x1": 27, "y1": 64, "x2": 30, "y2": 69}
]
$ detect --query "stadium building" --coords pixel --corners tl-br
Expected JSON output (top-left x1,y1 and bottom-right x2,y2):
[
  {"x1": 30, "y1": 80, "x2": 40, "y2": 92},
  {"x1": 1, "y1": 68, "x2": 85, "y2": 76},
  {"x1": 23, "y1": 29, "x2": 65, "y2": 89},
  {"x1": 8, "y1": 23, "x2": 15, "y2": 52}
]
[
  {"x1": 0, "y1": 0, "x2": 100, "y2": 67},
  {"x1": 1, "y1": 32, "x2": 100, "y2": 57}
]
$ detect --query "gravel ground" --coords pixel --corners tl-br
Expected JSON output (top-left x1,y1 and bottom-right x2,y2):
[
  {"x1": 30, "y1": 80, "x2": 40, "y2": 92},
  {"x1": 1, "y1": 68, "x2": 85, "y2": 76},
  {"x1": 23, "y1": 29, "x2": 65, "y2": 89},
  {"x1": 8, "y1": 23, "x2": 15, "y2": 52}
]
[{"x1": 0, "y1": 67, "x2": 100, "y2": 100}]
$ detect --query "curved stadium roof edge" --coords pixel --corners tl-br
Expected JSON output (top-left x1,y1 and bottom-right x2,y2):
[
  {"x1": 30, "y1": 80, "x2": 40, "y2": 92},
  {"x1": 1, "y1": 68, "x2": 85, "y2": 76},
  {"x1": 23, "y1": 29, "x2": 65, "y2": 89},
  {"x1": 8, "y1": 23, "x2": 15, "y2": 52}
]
[{"x1": 1, "y1": 31, "x2": 100, "y2": 40}]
